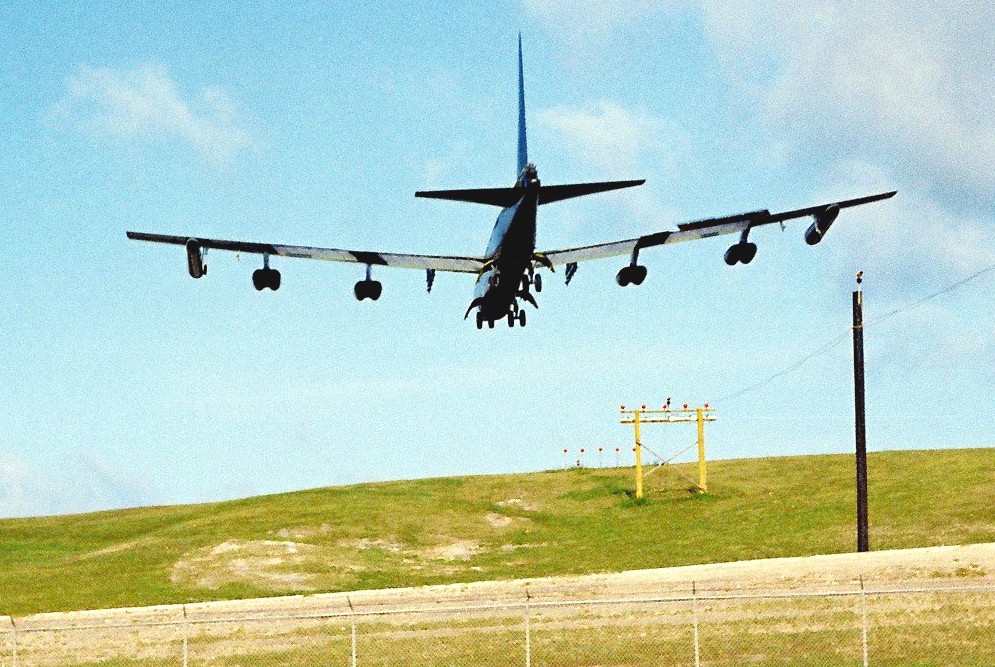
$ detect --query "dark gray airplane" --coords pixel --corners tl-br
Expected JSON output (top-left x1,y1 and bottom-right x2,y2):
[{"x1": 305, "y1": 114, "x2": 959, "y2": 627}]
[{"x1": 128, "y1": 37, "x2": 895, "y2": 329}]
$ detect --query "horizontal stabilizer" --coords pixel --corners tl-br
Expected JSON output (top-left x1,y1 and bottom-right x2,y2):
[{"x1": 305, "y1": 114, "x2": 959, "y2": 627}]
[
  {"x1": 415, "y1": 179, "x2": 645, "y2": 208},
  {"x1": 539, "y1": 180, "x2": 645, "y2": 205},
  {"x1": 415, "y1": 187, "x2": 523, "y2": 208}
]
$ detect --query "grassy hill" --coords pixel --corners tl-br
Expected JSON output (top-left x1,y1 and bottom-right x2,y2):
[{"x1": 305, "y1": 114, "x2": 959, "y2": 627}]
[{"x1": 1, "y1": 449, "x2": 993, "y2": 615}]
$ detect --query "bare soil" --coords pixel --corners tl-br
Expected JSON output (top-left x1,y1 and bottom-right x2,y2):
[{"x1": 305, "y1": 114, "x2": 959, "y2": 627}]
[{"x1": 11, "y1": 542, "x2": 994, "y2": 628}]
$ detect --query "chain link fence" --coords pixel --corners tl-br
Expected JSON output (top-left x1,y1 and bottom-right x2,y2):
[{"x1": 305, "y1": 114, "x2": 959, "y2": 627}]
[{"x1": 3, "y1": 583, "x2": 993, "y2": 666}]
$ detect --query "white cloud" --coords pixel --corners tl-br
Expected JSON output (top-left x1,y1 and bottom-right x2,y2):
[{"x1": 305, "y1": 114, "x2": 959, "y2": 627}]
[
  {"x1": 53, "y1": 63, "x2": 252, "y2": 165},
  {"x1": 700, "y1": 0, "x2": 995, "y2": 208},
  {"x1": 534, "y1": 102, "x2": 688, "y2": 234},
  {"x1": 523, "y1": 0, "x2": 686, "y2": 42},
  {"x1": 695, "y1": 0, "x2": 995, "y2": 290},
  {"x1": 0, "y1": 451, "x2": 158, "y2": 518},
  {"x1": 536, "y1": 101, "x2": 680, "y2": 176}
]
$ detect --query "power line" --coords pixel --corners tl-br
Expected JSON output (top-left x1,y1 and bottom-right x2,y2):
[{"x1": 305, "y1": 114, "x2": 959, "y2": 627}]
[
  {"x1": 717, "y1": 259, "x2": 995, "y2": 404},
  {"x1": 866, "y1": 261, "x2": 995, "y2": 327}
]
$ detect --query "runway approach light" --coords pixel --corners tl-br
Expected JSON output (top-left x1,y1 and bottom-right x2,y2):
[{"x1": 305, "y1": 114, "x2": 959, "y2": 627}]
[{"x1": 620, "y1": 403, "x2": 716, "y2": 499}]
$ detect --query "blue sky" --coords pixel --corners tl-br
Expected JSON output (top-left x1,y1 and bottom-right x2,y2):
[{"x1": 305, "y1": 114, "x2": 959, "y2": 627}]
[{"x1": 2, "y1": 2, "x2": 993, "y2": 517}]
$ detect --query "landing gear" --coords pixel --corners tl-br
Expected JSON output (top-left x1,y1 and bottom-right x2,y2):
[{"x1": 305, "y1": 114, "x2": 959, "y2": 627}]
[
  {"x1": 354, "y1": 279, "x2": 382, "y2": 301},
  {"x1": 476, "y1": 311, "x2": 484, "y2": 329},
  {"x1": 355, "y1": 263, "x2": 382, "y2": 301},
  {"x1": 505, "y1": 303, "x2": 528, "y2": 328},
  {"x1": 724, "y1": 242, "x2": 757, "y2": 266},
  {"x1": 726, "y1": 226, "x2": 758, "y2": 265},
  {"x1": 523, "y1": 270, "x2": 543, "y2": 293},
  {"x1": 252, "y1": 268, "x2": 281, "y2": 291},
  {"x1": 615, "y1": 264, "x2": 647, "y2": 287}
]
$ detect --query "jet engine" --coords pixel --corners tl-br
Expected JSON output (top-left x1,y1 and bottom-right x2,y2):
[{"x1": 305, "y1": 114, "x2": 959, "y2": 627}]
[
  {"x1": 805, "y1": 205, "x2": 841, "y2": 245},
  {"x1": 185, "y1": 239, "x2": 206, "y2": 278}
]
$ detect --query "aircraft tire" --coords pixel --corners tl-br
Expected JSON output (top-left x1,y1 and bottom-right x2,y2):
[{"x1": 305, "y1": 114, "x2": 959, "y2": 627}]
[
  {"x1": 269, "y1": 269, "x2": 282, "y2": 291},
  {"x1": 476, "y1": 311, "x2": 484, "y2": 329},
  {"x1": 741, "y1": 243, "x2": 757, "y2": 264},
  {"x1": 487, "y1": 318, "x2": 495, "y2": 329},
  {"x1": 534, "y1": 273, "x2": 542, "y2": 292},
  {"x1": 616, "y1": 267, "x2": 631, "y2": 287},
  {"x1": 724, "y1": 245, "x2": 740, "y2": 266},
  {"x1": 507, "y1": 312, "x2": 515, "y2": 327},
  {"x1": 518, "y1": 310, "x2": 526, "y2": 327},
  {"x1": 631, "y1": 265, "x2": 647, "y2": 286},
  {"x1": 252, "y1": 269, "x2": 266, "y2": 291}
]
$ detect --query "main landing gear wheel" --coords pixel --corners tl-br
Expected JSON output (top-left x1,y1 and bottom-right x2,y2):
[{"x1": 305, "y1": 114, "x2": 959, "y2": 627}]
[
  {"x1": 724, "y1": 242, "x2": 758, "y2": 266},
  {"x1": 476, "y1": 311, "x2": 484, "y2": 329},
  {"x1": 615, "y1": 264, "x2": 647, "y2": 287},
  {"x1": 518, "y1": 309, "x2": 526, "y2": 327},
  {"x1": 354, "y1": 279, "x2": 383, "y2": 301},
  {"x1": 252, "y1": 268, "x2": 281, "y2": 291},
  {"x1": 487, "y1": 318, "x2": 495, "y2": 329},
  {"x1": 534, "y1": 273, "x2": 542, "y2": 292},
  {"x1": 507, "y1": 312, "x2": 515, "y2": 328}
]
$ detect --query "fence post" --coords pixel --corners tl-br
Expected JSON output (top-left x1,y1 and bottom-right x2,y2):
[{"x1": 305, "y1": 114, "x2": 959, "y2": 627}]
[
  {"x1": 182, "y1": 605, "x2": 188, "y2": 667},
  {"x1": 6, "y1": 615, "x2": 16, "y2": 667},
  {"x1": 524, "y1": 589, "x2": 532, "y2": 667},
  {"x1": 348, "y1": 597, "x2": 357, "y2": 667},
  {"x1": 692, "y1": 581, "x2": 701, "y2": 667},
  {"x1": 860, "y1": 577, "x2": 869, "y2": 667}
]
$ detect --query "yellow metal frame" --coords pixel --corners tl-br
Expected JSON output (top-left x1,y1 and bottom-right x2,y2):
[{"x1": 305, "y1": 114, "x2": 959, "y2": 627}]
[{"x1": 620, "y1": 404, "x2": 716, "y2": 498}]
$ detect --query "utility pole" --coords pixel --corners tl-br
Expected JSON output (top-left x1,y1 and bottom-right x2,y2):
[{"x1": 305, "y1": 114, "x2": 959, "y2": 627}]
[{"x1": 853, "y1": 271, "x2": 869, "y2": 552}]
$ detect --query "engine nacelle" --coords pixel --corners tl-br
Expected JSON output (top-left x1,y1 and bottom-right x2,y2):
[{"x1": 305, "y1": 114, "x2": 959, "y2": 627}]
[
  {"x1": 186, "y1": 238, "x2": 206, "y2": 278},
  {"x1": 804, "y1": 205, "x2": 841, "y2": 245}
]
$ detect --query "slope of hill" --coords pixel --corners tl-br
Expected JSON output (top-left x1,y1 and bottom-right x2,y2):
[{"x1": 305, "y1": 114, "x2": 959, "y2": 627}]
[{"x1": 1, "y1": 449, "x2": 992, "y2": 615}]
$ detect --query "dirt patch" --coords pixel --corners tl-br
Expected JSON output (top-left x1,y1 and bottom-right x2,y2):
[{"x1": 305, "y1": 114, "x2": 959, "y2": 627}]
[
  {"x1": 338, "y1": 537, "x2": 405, "y2": 553},
  {"x1": 485, "y1": 512, "x2": 514, "y2": 527},
  {"x1": 424, "y1": 540, "x2": 481, "y2": 561},
  {"x1": 500, "y1": 543, "x2": 545, "y2": 552},
  {"x1": 171, "y1": 540, "x2": 324, "y2": 591},
  {"x1": 496, "y1": 498, "x2": 540, "y2": 511},
  {"x1": 274, "y1": 524, "x2": 332, "y2": 539}
]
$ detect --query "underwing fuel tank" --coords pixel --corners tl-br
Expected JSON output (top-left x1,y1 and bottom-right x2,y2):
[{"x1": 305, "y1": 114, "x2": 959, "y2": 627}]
[
  {"x1": 186, "y1": 238, "x2": 206, "y2": 278},
  {"x1": 805, "y1": 205, "x2": 841, "y2": 245}
]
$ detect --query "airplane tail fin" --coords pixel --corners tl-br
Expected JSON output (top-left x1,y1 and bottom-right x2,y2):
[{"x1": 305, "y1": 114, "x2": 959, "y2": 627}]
[
  {"x1": 414, "y1": 37, "x2": 646, "y2": 208},
  {"x1": 517, "y1": 33, "x2": 528, "y2": 176}
]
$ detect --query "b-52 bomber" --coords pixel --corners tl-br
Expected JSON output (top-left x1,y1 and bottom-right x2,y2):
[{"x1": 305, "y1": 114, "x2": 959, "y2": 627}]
[{"x1": 128, "y1": 37, "x2": 895, "y2": 329}]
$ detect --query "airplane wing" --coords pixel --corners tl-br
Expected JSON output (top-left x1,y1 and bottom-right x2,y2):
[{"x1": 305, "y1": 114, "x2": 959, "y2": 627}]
[
  {"x1": 126, "y1": 232, "x2": 486, "y2": 273},
  {"x1": 541, "y1": 191, "x2": 897, "y2": 269}
]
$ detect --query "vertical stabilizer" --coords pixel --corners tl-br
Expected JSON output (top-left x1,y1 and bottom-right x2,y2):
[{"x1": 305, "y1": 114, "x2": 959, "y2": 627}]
[{"x1": 517, "y1": 33, "x2": 528, "y2": 176}]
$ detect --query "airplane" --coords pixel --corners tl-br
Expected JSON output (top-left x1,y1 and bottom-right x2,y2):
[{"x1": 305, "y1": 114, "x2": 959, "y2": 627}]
[{"x1": 127, "y1": 36, "x2": 895, "y2": 329}]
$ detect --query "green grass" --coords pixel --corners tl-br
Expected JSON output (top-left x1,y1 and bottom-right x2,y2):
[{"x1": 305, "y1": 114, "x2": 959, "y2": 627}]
[{"x1": 0, "y1": 449, "x2": 992, "y2": 616}]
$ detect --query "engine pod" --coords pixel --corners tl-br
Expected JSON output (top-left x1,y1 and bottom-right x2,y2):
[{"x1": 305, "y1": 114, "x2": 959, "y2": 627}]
[
  {"x1": 805, "y1": 205, "x2": 840, "y2": 245},
  {"x1": 186, "y1": 238, "x2": 206, "y2": 278}
]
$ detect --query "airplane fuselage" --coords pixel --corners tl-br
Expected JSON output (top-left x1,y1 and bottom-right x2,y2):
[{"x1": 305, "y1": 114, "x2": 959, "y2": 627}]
[{"x1": 474, "y1": 177, "x2": 540, "y2": 321}]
